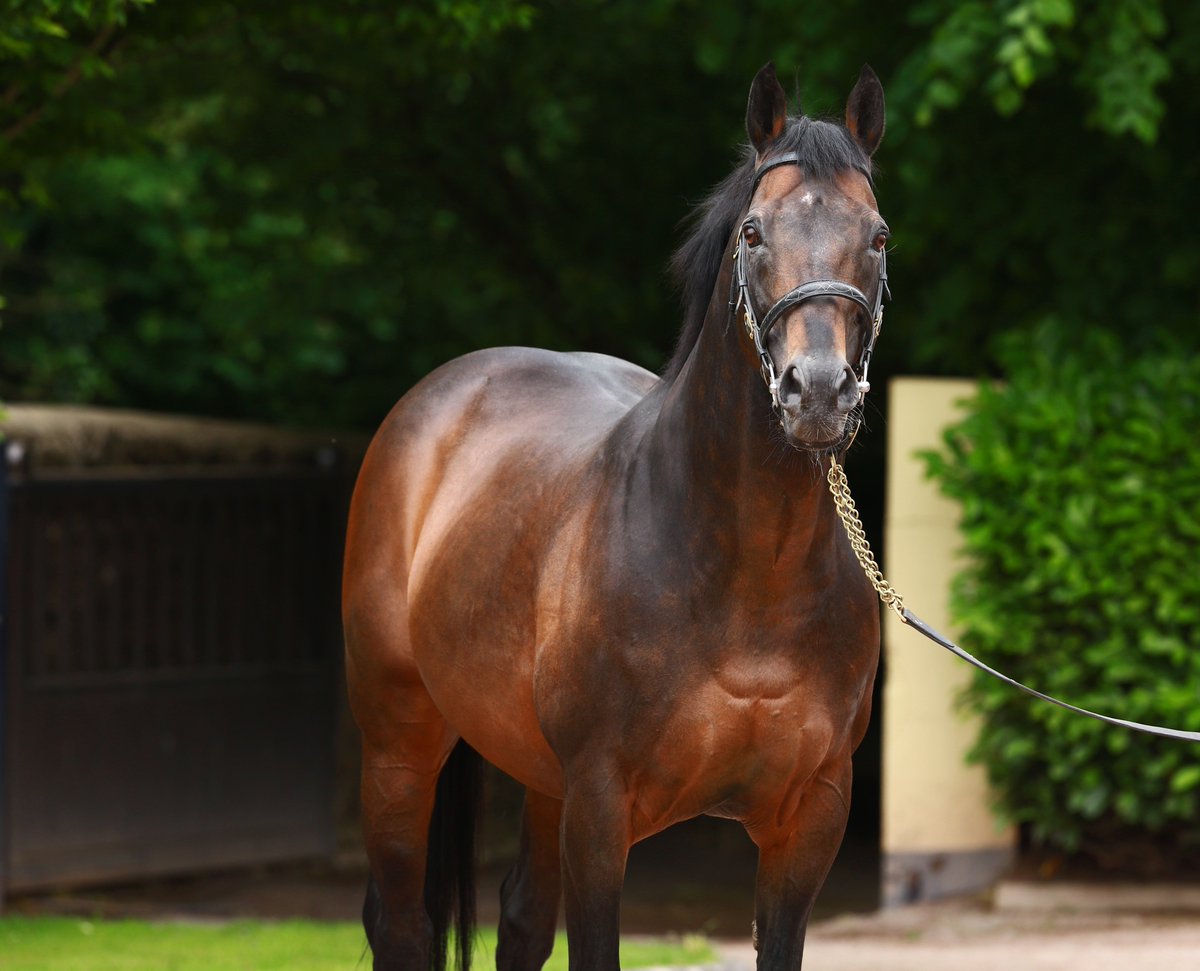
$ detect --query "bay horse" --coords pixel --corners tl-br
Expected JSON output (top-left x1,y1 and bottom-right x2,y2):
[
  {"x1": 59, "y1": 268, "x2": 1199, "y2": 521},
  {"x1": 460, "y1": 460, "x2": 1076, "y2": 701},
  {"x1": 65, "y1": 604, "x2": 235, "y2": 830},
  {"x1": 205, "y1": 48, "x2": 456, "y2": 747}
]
[{"x1": 343, "y1": 62, "x2": 889, "y2": 971}]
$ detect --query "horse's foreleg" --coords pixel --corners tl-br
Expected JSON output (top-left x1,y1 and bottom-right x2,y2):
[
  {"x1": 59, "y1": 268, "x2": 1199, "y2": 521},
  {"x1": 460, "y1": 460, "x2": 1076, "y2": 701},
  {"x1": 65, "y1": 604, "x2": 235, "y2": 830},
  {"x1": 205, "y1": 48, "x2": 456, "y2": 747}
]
[
  {"x1": 558, "y1": 773, "x2": 630, "y2": 971},
  {"x1": 747, "y1": 762, "x2": 854, "y2": 971},
  {"x1": 496, "y1": 788, "x2": 563, "y2": 971}
]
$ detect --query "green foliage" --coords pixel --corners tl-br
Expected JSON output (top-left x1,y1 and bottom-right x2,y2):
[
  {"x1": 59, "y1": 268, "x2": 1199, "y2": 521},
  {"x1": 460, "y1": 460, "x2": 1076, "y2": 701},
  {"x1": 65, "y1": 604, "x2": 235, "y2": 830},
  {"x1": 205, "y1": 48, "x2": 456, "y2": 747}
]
[
  {"x1": 1, "y1": 1, "x2": 1198, "y2": 430},
  {"x1": 923, "y1": 321, "x2": 1200, "y2": 855},
  {"x1": 903, "y1": 0, "x2": 1170, "y2": 141},
  {"x1": 0, "y1": 0, "x2": 903, "y2": 426},
  {"x1": 1, "y1": 2, "x2": 550, "y2": 424},
  {"x1": 880, "y1": 0, "x2": 1200, "y2": 380},
  {"x1": 0, "y1": 1, "x2": 154, "y2": 169}
]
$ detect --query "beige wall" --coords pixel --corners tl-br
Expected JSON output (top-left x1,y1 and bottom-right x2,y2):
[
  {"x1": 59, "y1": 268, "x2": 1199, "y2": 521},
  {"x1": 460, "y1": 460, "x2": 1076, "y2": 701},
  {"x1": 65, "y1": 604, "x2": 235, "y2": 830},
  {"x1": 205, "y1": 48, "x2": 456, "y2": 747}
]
[{"x1": 881, "y1": 378, "x2": 1014, "y2": 904}]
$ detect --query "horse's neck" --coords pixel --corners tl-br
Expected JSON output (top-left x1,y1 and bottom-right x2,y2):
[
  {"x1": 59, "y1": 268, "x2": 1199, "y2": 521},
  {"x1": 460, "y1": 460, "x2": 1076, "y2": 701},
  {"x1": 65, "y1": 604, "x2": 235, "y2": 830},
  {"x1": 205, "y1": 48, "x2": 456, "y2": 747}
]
[{"x1": 637, "y1": 281, "x2": 838, "y2": 576}]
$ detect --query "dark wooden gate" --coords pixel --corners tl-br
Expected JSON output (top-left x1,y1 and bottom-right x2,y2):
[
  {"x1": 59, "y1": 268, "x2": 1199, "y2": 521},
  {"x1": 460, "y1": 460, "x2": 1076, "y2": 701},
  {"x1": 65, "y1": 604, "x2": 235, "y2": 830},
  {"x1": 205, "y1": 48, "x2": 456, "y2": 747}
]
[{"x1": 1, "y1": 448, "x2": 345, "y2": 892}]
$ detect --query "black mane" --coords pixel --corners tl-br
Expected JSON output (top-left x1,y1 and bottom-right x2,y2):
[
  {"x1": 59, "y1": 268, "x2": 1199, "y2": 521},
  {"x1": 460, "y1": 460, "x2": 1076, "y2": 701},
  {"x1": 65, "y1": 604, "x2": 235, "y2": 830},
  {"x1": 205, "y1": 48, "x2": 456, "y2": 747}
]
[{"x1": 664, "y1": 115, "x2": 873, "y2": 380}]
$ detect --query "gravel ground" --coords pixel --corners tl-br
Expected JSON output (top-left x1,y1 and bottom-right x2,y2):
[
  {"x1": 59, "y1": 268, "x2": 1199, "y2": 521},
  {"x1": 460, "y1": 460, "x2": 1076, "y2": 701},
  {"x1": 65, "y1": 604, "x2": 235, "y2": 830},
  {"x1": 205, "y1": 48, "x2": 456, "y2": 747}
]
[{"x1": 715, "y1": 897, "x2": 1200, "y2": 971}]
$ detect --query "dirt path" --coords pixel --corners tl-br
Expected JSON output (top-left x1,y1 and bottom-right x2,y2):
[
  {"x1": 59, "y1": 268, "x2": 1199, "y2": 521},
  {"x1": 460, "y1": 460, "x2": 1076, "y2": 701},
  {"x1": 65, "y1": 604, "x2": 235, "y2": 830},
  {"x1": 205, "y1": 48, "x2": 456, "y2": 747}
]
[{"x1": 714, "y1": 900, "x2": 1200, "y2": 971}]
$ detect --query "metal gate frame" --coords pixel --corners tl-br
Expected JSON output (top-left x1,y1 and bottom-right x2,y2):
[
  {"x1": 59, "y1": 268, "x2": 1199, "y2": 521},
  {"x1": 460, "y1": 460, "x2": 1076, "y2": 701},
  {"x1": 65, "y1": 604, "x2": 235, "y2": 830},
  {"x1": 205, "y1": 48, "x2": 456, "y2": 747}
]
[{"x1": 1, "y1": 440, "x2": 347, "y2": 898}]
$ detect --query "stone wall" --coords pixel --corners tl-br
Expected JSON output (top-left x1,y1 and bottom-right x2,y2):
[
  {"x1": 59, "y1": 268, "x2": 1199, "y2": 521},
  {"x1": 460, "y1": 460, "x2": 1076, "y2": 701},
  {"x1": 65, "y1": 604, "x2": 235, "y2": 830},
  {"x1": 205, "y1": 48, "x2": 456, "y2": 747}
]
[{"x1": 1, "y1": 403, "x2": 368, "y2": 474}]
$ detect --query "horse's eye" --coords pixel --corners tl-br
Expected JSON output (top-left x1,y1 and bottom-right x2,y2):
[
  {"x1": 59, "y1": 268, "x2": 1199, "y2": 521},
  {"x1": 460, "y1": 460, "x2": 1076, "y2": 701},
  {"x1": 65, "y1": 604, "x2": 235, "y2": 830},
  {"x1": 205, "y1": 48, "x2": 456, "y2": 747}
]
[
  {"x1": 872, "y1": 232, "x2": 889, "y2": 252},
  {"x1": 742, "y1": 224, "x2": 762, "y2": 247}
]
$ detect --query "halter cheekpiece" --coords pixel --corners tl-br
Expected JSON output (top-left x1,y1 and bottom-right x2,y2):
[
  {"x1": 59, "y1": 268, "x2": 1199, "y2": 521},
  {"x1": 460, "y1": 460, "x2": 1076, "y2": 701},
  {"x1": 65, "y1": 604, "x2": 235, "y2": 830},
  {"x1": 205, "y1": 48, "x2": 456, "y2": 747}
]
[{"x1": 729, "y1": 151, "x2": 891, "y2": 411}]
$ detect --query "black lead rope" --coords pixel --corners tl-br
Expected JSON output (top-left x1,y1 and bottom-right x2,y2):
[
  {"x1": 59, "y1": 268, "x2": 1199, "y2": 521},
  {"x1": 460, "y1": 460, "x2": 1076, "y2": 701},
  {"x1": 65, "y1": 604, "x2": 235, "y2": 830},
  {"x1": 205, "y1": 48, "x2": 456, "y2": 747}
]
[
  {"x1": 825, "y1": 456, "x2": 1200, "y2": 744},
  {"x1": 903, "y1": 608, "x2": 1200, "y2": 743}
]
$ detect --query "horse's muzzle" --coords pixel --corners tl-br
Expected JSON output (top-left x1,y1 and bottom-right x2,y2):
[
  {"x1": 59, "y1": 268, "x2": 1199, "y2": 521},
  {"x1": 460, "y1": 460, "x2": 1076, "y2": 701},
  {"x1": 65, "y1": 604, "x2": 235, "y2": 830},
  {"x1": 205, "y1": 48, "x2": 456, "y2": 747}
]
[{"x1": 777, "y1": 355, "x2": 861, "y2": 448}]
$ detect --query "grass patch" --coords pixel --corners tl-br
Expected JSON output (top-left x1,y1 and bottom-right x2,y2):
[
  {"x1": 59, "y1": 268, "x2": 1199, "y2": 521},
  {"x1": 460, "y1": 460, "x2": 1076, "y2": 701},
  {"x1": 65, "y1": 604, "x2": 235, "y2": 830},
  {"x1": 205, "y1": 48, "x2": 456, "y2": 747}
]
[{"x1": 0, "y1": 917, "x2": 715, "y2": 970}]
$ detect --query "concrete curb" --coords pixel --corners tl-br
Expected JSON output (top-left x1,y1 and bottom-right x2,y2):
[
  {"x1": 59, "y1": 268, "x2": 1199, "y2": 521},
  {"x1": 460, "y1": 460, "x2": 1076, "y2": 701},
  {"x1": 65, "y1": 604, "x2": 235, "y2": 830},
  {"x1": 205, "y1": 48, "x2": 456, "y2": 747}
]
[{"x1": 994, "y1": 881, "x2": 1200, "y2": 914}]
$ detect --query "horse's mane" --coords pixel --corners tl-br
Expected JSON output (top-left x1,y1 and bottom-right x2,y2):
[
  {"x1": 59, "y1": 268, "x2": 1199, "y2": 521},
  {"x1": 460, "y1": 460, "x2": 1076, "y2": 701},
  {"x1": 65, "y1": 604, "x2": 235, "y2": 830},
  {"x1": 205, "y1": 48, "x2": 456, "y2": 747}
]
[{"x1": 664, "y1": 115, "x2": 873, "y2": 380}]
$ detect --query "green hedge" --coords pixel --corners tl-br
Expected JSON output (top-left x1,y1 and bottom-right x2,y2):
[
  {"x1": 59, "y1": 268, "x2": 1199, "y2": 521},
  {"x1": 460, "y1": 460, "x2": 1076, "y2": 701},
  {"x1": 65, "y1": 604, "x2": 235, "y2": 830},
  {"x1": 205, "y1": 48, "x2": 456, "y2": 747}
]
[{"x1": 922, "y1": 322, "x2": 1200, "y2": 861}]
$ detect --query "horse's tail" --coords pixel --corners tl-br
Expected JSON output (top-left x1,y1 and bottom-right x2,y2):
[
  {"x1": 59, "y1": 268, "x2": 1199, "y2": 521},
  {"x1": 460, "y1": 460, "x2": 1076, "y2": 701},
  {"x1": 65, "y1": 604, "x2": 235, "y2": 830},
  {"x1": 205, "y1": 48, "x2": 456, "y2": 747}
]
[{"x1": 425, "y1": 739, "x2": 483, "y2": 971}]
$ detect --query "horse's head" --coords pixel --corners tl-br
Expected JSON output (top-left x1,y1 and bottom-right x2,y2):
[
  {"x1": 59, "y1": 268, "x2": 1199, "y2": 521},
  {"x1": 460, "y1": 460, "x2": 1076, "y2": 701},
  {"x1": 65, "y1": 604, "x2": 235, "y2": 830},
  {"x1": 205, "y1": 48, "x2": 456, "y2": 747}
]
[{"x1": 734, "y1": 63, "x2": 888, "y2": 453}]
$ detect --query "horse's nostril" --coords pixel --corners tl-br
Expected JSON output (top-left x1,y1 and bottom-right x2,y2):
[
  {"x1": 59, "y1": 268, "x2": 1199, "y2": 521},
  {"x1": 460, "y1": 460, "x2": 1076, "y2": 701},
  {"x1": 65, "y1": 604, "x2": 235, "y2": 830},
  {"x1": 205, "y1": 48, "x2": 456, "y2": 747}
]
[
  {"x1": 834, "y1": 363, "x2": 862, "y2": 413},
  {"x1": 778, "y1": 364, "x2": 804, "y2": 406},
  {"x1": 782, "y1": 360, "x2": 860, "y2": 413}
]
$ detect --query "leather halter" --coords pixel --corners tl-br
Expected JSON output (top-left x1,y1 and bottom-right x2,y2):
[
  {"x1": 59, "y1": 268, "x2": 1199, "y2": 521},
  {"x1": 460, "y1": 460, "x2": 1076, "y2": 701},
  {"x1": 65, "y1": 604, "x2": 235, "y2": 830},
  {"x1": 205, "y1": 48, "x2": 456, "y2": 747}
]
[{"x1": 729, "y1": 151, "x2": 891, "y2": 411}]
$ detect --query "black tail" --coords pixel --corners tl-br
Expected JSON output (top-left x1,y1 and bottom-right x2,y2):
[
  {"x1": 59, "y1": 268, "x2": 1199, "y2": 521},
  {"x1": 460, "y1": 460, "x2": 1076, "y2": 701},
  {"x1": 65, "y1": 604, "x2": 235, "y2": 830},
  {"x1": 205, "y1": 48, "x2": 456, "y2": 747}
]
[{"x1": 425, "y1": 740, "x2": 483, "y2": 971}]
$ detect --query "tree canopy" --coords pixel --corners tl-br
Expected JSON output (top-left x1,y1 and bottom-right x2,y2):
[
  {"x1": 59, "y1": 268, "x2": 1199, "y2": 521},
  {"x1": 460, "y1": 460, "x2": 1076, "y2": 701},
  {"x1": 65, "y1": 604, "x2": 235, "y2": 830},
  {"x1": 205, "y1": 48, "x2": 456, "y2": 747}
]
[{"x1": 0, "y1": 0, "x2": 1194, "y2": 428}]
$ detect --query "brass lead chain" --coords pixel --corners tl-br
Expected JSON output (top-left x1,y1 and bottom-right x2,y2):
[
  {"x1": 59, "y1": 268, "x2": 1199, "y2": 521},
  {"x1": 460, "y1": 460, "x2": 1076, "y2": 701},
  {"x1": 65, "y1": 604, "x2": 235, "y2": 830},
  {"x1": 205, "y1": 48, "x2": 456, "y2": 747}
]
[{"x1": 827, "y1": 456, "x2": 907, "y2": 620}]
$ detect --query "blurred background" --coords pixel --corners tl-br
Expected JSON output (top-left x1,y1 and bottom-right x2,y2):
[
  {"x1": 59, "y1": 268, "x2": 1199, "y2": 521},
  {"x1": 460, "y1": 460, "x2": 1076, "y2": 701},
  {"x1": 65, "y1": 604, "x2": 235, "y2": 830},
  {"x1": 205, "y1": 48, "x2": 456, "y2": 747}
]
[{"x1": 2, "y1": 0, "x2": 1199, "y2": 936}]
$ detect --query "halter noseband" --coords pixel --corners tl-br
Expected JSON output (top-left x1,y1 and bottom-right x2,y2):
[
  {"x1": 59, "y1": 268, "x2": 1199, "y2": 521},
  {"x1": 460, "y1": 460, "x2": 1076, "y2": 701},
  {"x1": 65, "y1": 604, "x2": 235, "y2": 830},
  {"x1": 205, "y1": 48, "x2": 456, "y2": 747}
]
[{"x1": 729, "y1": 151, "x2": 891, "y2": 412}]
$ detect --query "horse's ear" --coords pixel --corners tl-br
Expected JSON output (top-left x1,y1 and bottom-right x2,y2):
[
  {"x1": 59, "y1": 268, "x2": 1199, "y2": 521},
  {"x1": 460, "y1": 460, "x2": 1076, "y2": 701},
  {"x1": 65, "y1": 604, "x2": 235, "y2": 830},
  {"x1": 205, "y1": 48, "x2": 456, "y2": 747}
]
[
  {"x1": 845, "y1": 64, "x2": 885, "y2": 157},
  {"x1": 746, "y1": 62, "x2": 788, "y2": 157}
]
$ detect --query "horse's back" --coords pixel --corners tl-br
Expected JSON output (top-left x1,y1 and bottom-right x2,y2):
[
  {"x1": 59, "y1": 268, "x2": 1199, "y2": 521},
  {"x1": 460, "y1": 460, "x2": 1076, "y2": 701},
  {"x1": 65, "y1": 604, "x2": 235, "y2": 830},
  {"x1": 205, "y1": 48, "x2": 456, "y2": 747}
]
[
  {"x1": 351, "y1": 345, "x2": 656, "y2": 560},
  {"x1": 349, "y1": 344, "x2": 655, "y2": 568}
]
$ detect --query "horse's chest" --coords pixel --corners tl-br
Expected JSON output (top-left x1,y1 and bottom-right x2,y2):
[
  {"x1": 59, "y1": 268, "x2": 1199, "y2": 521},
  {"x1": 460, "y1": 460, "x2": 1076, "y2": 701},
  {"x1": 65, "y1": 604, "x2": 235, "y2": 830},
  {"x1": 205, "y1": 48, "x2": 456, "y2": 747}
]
[
  {"x1": 622, "y1": 649, "x2": 870, "y2": 834},
  {"x1": 624, "y1": 681, "x2": 830, "y2": 835}
]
